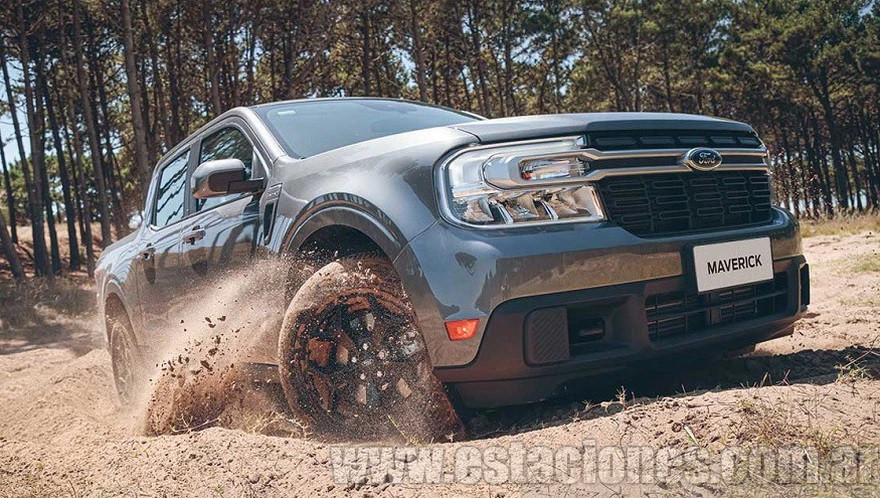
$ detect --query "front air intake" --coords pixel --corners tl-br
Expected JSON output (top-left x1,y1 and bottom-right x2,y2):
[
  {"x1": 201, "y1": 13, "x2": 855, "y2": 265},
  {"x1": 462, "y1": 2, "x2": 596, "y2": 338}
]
[{"x1": 585, "y1": 129, "x2": 763, "y2": 151}]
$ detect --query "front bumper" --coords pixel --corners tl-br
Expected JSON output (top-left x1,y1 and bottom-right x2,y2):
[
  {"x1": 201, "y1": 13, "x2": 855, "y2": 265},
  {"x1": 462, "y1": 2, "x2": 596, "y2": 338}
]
[
  {"x1": 397, "y1": 207, "x2": 800, "y2": 353},
  {"x1": 437, "y1": 255, "x2": 808, "y2": 408},
  {"x1": 395, "y1": 209, "x2": 809, "y2": 407}
]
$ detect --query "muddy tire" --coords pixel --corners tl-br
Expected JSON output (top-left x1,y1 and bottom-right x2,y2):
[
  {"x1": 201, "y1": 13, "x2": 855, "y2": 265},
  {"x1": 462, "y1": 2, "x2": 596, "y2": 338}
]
[
  {"x1": 278, "y1": 256, "x2": 464, "y2": 442},
  {"x1": 107, "y1": 311, "x2": 148, "y2": 405}
]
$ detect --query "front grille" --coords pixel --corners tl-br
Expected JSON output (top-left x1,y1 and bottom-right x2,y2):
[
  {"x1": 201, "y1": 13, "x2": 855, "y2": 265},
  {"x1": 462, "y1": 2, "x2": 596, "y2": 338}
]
[
  {"x1": 597, "y1": 170, "x2": 772, "y2": 236},
  {"x1": 586, "y1": 129, "x2": 763, "y2": 151},
  {"x1": 645, "y1": 272, "x2": 789, "y2": 341}
]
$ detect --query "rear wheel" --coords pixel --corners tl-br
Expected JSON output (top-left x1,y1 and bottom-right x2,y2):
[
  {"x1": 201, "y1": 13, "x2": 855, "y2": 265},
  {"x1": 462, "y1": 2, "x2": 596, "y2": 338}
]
[
  {"x1": 107, "y1": 310, "x2": 147, "y2": 405},
  {"x1": 278, "y1": 256, "x2": 464, "y2": 442}
]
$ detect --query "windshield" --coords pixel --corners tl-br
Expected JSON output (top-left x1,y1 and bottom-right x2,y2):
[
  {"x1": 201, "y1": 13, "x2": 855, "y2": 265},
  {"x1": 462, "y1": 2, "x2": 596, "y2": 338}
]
[{"x1": 253, "y1": 99, "x2": 480, "y2": 158}]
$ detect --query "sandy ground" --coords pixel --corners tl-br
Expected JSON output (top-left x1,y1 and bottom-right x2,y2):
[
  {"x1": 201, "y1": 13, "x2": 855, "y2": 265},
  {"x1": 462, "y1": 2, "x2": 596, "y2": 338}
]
[{"x1": 1, "y1": 231, "x2": 879, "y2": 496}]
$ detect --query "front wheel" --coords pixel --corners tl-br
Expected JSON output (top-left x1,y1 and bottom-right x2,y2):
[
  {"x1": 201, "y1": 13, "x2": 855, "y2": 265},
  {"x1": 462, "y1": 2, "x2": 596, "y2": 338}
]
[{"x1": 278, "y1": 256, "x2": 464, "y2": 442}]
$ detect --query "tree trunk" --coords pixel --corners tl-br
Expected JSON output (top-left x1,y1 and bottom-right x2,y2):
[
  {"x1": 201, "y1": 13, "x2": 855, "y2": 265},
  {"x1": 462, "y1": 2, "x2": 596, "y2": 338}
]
[
  {"x1": 550, "y1": 20, "x2": 561, "y2": 112},
  {"x1": 73, "y1": 0, "x2": 113, "y2": 247},
  {"x1": 86, "y1": 39, "x2": 127, "y2": 235},
  {"x1": 61, "y1": 92, "x2": 96, "y2": 277},
  {"x1": 780, "y1": 128, "x2": 801, "y2": 218},
  {"x1": 166, "y1": 4, "x2": 184, "y2": 144},
  {"x1": 244, "y1": 19, "x2": 257, "y2": 105},
  {"x1": 466, "y1": 0, "x2": 491, "y2": 117},
  {"x1": 56, "y1": 0, "x2": 93, "y2": 273},
  {"x1": 140, "y1": 0, "x2": 172, "y2": 151},
  {"x1": 662, "y1": 41, "x2": 674, "y2": 112},
  {"x1": 31, "y1": 42, "x2": 62, "y2": 275},
  {"x1": 847, "y1": 146, "x2": 863, "y2": 211},
  {"x1": 203, "y1": 0, "x2": 223, "y2": 115},
  {"x1": 409, "y1": 0, "x2": 427, "y2": 102},
  {"x1": 501, "y1": 0, "x2": 518, "y2": 115},
  {"x1": 0, "y1": 130, "x2": 16, "y2": 244},
  {"x1": 812, "y1": 73, "x2": 850, "y2": 211},
  {"x1": 0, "y1": 206, "x2": 23, "y2": 281},
  {"x1": 10, "y1": 6, "x2": 52, "y2": 280},
  {"x1": 857, "y1": 110, "x2": 880, "y2": 208},
  {"x1": 41, "y1": 62, "x2": 80, "y2": 270},
  {"x1": 121, "y1": 0, "x2": 154, "y2": 192},
  {"x1": 137, "y1": 51, "x2": 156, "y2": 167},
  {"x1": 361, "y1": 7, "x2": 372, "y2": 96}
]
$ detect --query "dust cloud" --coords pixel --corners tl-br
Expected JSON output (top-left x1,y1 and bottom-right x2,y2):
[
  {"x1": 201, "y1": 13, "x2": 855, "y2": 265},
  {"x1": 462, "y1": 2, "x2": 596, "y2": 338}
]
[
  {"x1": 132, "y1": 256, "x2": 306, "y2": 437},
  {"x1": 132, "y1": 253, "x2": 453, "y2": 444}
]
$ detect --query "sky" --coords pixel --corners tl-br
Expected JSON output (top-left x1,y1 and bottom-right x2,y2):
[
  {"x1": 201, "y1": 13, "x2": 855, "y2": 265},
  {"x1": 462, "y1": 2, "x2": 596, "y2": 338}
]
[{"x1": 1, "y1": 62, "x2": 30, "y2": 168}]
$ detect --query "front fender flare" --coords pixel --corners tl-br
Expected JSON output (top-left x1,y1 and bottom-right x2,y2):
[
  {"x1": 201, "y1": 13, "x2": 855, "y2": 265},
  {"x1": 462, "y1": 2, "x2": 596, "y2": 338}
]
[
  {"x1": 280, "y1": 194, "x2": 413, "y2": 260},
  {"x1": 274, "y1": 195, "x2": 452, "y2": 368}
]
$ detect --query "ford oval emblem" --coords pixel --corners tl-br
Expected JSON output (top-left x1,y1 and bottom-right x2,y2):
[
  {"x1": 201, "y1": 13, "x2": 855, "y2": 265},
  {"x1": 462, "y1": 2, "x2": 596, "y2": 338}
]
[{"x1": 683, "y1": 148, "x2": 723, "y2": 171}]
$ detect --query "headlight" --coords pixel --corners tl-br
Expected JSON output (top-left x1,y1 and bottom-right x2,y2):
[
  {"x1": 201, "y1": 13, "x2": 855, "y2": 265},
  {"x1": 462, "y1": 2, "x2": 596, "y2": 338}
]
[{"x1": 441, "y1": 137, "x2": 606, "y2": 227}]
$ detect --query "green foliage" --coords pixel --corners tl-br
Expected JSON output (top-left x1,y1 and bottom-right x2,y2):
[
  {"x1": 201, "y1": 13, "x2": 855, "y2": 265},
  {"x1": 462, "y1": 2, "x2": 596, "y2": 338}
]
[{"x1": 1, "y1": 0, "x2": 880, "y2": 252}]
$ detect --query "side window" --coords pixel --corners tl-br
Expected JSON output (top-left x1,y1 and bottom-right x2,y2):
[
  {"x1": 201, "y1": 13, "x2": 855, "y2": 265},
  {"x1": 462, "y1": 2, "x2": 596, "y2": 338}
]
[
  {"x1": 197, "y1": 127, "x2": 254, "y2": 211},
  {"x1": 152, "y1": 151, "x2": 189, "y2": 228}
]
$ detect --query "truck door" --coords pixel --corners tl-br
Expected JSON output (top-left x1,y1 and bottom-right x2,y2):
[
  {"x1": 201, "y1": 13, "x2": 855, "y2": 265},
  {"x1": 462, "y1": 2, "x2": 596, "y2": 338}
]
[
  {"x1": 178, "y1": 124, "x2": 265, "y2": 298},
  {"x1": 134, "y1": 148, "x2": 192, "y2": 353}
]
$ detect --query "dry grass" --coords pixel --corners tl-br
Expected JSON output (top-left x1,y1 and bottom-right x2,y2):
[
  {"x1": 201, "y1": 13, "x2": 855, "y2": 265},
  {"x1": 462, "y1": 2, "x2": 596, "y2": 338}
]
[
  {"x1": 853, "y1": 254, "x2": 880, "y2": 273},
  {"x1": 727, "y1": 384, "x2": 880, "y2": 497},
  {"x1": 800, "y1": 211, "x2": 880, "y2": 238},
  {"x1": 0, "y1": 223, "x2": 119, "y2": 280},
  {"x1": 0, "y1": 275, "x2": 94, "y2": 319},
  {"x1": 834, "y1": 350, "x2": 880, "y2": 383},
  {"x1": 733, "y1": 397, "x2": 842, "y2": 457},
  {"x1": 840, "y1": 294, "x2": 880, "y2": 308},
  {"x1": 0, "y1": 274, "x2": 98, "y2": 355},
  {"x1": 727, "y1": 351, "x2": 879, "y2": 486}
]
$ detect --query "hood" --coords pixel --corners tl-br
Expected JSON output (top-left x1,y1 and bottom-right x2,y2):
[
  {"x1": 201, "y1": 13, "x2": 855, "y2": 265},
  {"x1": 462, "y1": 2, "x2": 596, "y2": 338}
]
[{"x1": 450, "y1": 112, "x2": 755, "y2": 144}]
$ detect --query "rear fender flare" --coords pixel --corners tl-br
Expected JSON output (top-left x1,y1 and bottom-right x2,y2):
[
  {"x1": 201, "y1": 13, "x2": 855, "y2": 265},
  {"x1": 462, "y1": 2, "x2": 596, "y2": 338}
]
[{"x1": 101, "y1": 279, "x2": 135, "y2": 341}]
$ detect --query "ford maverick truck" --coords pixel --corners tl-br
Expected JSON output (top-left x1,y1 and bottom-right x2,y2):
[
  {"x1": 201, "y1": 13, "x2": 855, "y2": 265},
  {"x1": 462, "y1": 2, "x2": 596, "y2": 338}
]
[{"x1": 96, "y1": 98, "x2": 809, "y2": 438}]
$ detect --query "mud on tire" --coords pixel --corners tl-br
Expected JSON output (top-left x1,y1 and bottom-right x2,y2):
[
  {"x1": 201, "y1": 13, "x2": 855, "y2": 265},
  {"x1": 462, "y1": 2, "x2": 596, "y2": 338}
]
[{"x1": 278, "y1": 256, "x2": 464, "y2": 442}]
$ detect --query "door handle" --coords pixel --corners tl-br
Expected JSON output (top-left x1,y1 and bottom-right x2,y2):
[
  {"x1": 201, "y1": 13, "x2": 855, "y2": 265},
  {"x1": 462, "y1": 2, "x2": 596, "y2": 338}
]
[
  {"x1": 183, "y1": 226, "x2": 207, "y2": 244},
  {"x1": 140, "y1": 245, "x2": 155, "y2": 260}
]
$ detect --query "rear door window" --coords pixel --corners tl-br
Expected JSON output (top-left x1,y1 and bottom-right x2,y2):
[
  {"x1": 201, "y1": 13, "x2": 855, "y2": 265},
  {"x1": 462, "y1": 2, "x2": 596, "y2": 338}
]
[{"x1": 152, "y1": 151, "x2": 189, "y2": 228}]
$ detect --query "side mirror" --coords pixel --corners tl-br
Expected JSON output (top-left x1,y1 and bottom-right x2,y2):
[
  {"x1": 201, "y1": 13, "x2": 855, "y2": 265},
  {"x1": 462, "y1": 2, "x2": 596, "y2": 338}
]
[
  {"x1": 129, "y1": 210, "x2": 144, "y2": 230},
  {"x1": 191, "y1": 158, "x2": 263, "y2": 199}
]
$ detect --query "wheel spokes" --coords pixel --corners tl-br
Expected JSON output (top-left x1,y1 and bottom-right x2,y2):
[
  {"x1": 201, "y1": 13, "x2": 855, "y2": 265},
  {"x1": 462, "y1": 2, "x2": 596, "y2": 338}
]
[
  {"x1": 305, "y1": 364, "x2": 336, "y2": 412},
  {"x1": 303, "y1": 291, "x2": 425, "y2": 417}
]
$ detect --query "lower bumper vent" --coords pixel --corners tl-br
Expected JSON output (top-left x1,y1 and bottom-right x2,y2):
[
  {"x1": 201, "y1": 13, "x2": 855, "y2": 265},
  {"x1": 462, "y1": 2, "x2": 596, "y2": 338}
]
[
  {"x1": 645, "y1": 272, "x2": 789, "y2": 341},
  {"x1": 524, "y1": 307, "x2": 570, "y2": 365}
]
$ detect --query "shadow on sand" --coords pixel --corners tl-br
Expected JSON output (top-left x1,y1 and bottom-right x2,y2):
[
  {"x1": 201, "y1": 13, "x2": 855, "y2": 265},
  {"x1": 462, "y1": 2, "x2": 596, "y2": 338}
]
[
  {"x1": 0, "y1": 279, "x2": 102, "y2": 357},
  {"x1": 467, "y1": 346, "x2": 880, "y2": 439}
]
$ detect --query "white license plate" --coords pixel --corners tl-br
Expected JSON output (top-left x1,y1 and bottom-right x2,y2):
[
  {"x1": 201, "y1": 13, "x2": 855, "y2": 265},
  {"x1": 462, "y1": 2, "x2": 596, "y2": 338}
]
[{"x1": 692, "y1": 238, "x2": 773, "y2": 293}]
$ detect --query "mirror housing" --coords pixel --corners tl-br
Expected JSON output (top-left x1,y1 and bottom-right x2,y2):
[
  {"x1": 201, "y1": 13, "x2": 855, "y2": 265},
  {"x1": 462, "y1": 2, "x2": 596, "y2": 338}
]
[
  {"x1": 129, "y1": 210, "x2": 144, "y2": 231},
  {"x1": 191, "y1": 158, "x2": 262, "y2": 199}
]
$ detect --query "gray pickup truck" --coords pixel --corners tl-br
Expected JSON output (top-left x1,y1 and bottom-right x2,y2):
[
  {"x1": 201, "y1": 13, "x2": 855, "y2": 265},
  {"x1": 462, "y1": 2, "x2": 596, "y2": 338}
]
[{"x1": 96, "y1": 98, "x2": 809, "y2": 439}]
